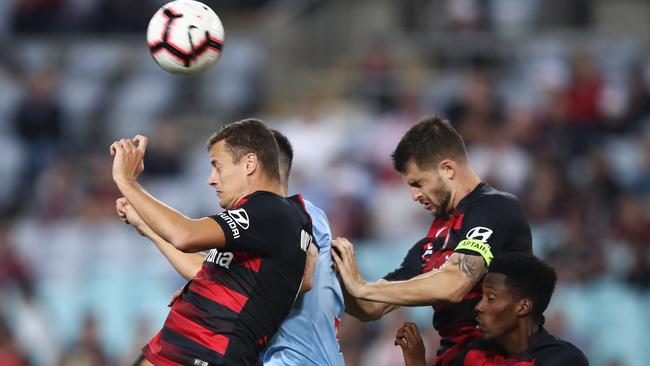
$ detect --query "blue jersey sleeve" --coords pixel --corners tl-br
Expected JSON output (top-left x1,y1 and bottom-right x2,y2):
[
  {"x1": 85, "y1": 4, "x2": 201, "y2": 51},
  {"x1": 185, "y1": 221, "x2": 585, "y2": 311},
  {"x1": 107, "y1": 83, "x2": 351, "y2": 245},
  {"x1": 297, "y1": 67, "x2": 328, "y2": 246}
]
[{"x1": 303, "y1": 199, "x2": 331, "y2": 253}]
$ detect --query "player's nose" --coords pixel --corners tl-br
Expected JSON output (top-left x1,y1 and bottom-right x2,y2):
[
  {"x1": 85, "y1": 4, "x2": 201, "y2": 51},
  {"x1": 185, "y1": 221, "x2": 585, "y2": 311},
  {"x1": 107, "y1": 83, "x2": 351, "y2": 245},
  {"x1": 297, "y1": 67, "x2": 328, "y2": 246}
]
[
  {"x1": 410, "y1": 187, "x2": 423, "y2": 202},
  {"x1": 208, "y1": 170, "x2": 219, "y2": 187}
]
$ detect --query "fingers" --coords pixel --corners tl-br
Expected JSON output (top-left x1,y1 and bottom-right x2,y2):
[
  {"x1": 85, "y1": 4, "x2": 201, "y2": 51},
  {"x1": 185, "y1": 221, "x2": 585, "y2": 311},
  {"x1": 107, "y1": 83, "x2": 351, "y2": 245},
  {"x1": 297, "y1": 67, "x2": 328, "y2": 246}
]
[
  {"x1": 403, "y1": 322, "x2": 420, "y2": 340},
  {"x1": 110, "y1": 141, "x2": 120, "y2": 156},
  {"x1": 331, "y1": 247, "x2": 342, "y2": 268},
  {"x1": 120, "y1": 139, "x2": 135, "y2": 154},
  {"x1": 133, "y1": 135, "x2": 148, "y2": 153},
  {"x1": 111, "y1": 136, "x2": 147, "y2": 156}
]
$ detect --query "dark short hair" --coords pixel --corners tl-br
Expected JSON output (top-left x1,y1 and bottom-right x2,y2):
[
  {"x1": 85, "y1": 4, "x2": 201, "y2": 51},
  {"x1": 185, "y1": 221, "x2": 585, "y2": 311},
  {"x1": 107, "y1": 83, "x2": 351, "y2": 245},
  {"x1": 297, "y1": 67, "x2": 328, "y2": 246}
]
[
  {"x1": 391, "y1": 116, "x2": 467, "y2": 173},
  {"x1": 207, "y1": 118, "x2": 280, "y2": 181},
  {"x1": 270, "y1": 129, "x2": 293, "y2": 178},
  {"x1": 488, "y1": 253, "x2": 557, "y2": 323}
]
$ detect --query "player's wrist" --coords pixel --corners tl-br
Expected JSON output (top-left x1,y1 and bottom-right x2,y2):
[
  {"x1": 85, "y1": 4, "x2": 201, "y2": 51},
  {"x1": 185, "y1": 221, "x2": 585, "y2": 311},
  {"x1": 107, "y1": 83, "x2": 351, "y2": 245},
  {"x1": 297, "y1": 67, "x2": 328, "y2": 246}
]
[{"x1": 114, "y1": 175, "x2": 138, "y2": 188}]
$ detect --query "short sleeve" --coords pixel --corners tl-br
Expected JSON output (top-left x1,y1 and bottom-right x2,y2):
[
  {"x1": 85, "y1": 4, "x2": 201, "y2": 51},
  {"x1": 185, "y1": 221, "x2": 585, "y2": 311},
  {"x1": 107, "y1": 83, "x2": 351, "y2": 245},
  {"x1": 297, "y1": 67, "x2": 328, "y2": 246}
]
[
  {"x1": 210, "y1": 195, "x2": 292, "y2": 256},
  {"x1": 303, "y1": 200, "x2": 331, "y2": 253},
  {"x1": 454, "y1": 196, "x2": 532, "y2": 266},
  {"x1": 383, "y1": 239, "x2": 427, "y2": 281}
]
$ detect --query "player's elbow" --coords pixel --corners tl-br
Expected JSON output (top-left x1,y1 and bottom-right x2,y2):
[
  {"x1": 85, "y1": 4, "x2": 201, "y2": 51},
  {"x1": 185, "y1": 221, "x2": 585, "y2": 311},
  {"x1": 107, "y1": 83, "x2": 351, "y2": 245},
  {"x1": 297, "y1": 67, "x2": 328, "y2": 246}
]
[
  {"x1": 358, "y1": 311, "x2": 383, "y2": 322},
  {"x1": 170, "y1": 234, "x2": 201, "y2": 253},
  {"x1": 442, "y1": 288, "x2": 468, "y2": 304},
  {"x1": 299, "y1": 275, "x2": 314, "y2": 293}
]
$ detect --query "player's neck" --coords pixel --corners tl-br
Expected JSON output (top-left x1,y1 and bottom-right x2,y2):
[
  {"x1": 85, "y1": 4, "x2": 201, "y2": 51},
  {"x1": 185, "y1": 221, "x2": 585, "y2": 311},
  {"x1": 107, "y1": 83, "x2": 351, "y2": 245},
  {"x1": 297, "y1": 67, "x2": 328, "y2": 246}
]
[
  {"x1": 500, "y1": 320, "x2": 539, "y2": 357},
  {"x1": 246, "y1": 176, "x2": 285, "y2": 197},
  {"x1": 450, "y1": 168, "x2": 481, "y2": 209}
]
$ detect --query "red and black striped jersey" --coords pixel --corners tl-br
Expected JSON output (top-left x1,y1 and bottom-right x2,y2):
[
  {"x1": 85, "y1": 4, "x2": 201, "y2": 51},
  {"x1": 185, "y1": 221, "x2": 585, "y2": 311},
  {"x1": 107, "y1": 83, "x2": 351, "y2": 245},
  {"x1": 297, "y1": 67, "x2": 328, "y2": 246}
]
[
  {"x1": 143, "y1": 191, "x2": 313, "y2": 366},
  {"x1": 452, "y1": 327, "x2": 589, "y2": 365},
  {"x1": 383, "y1": 182, "x2": 532, "y2": 366}
]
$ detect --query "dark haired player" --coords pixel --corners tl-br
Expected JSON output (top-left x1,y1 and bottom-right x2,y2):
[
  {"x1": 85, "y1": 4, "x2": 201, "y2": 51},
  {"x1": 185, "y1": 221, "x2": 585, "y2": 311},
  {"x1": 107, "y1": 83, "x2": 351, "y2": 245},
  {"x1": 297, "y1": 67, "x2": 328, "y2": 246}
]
[
  {"x1": 333, "y1": 116, "x2": 533, "y2": 365},
  {"x1": 110, "y1": 118, "x2": 314, "y2": 366},
  {"x1": 396, "y1": 253, "x2": 589, "y2": 366}
]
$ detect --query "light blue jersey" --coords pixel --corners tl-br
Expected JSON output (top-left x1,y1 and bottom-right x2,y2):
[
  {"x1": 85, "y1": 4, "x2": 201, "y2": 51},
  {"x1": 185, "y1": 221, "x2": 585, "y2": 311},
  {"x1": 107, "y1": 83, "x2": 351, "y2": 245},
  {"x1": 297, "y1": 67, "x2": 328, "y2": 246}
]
[{"x1": 260, "y1": 199, "x2": 345, "y2": 366}]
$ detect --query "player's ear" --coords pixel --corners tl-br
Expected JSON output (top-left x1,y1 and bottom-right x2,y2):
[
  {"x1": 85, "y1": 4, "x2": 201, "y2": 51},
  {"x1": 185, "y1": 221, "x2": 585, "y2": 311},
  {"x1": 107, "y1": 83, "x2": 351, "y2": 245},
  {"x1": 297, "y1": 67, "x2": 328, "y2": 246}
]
[
  {"x1": 517, "y1": 297, "x2": 532, "y2": 318},
  {"x1": 244, "y1": 153, "x2": 258, "y2": 175},
  {"x1": 438, "y1": 159, "x2": 455, "y2": 180}
]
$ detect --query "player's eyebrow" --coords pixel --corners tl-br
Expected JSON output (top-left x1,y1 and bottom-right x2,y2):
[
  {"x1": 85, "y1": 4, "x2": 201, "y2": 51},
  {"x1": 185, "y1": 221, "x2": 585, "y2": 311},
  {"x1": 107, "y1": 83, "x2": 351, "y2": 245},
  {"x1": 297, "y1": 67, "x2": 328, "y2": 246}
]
[{"x1": 408, "y1": 180, "x2": 421, "y2": 188}]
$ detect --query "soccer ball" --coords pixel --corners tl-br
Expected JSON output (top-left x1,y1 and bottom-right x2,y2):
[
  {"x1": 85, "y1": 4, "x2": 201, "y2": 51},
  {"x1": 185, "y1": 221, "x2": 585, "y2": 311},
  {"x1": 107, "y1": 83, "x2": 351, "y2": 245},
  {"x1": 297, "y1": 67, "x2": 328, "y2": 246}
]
[{"x1": 147, "y1": 0, "x2": 224, "y2": 75}]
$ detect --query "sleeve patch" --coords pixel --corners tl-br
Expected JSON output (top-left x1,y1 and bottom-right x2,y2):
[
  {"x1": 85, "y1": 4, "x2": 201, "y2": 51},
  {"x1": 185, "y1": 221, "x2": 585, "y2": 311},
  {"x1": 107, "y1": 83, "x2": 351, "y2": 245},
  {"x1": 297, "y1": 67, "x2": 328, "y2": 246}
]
[{"x1": 456, "y1": 239, "x2": 494, "y2": 266}]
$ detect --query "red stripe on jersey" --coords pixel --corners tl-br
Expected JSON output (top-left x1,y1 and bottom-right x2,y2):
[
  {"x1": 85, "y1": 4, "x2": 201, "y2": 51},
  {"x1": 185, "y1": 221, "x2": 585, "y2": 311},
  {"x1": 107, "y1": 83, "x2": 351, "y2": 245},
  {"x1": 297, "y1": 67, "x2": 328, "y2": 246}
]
[
  {"x1": 234, "y1": 197, "x2": 249, "y2": 208},
  {"x1": 143, "y1": 331, "x2": 184, "y2": 366},
  {"x1": 164, "y1": 309, "x2": 230, "y2": 355},
  {"x1": 452, "y1": 213, "x2": 465, "y2": 230},
  {"x1": 233, "y1": 252, "x2": 262, "y2": 273},
  {"x1": 464, "y1": 350, "x2": 535, "y2": 365},
  {"x1": 295, "y1": 193, "x2": 313, "y2": 223},
  {"x1": 463, "y1": 291, "x2": 482, "y2": 301},
  {"x1": 189, "y1": 277, "x2": 249, "y2": 313},
  {"x1": 426, "y1": 218, "x2": 448, "y2": 239},
  {"x1": 435, "y1": 327, "x2": 481, "y2": 366}
]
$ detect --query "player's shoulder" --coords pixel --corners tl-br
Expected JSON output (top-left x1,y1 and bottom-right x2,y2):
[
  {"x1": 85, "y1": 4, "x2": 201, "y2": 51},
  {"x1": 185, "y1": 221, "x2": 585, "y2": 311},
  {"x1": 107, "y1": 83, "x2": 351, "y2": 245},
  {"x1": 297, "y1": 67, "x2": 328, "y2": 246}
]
[
  {"x1": 466, "y1": 183, "x2": 524, "y2": 214},
  {"x1": 241, "y1": 191, "x2": 304, "y2": 221},
  {"x1": 530, "y1": 329, "x2": 589, "y2": 365},
  {"x1": 301, "y1": 198, "x2": 332, "y2": 252}
]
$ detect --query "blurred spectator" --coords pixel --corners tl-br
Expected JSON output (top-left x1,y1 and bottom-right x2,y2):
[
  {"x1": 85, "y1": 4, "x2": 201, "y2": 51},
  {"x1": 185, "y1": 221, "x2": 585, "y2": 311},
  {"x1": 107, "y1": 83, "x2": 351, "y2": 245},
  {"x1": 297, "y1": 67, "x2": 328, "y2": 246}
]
[
  {"x1": 142, "y1": 119, "x2": 185, "y2": 179},
  {"x1": 355, "y1": 40, "x2": 399, "y2": 113},
  {"x1": 59, "y1": 313, "x2": 110, "y2": 366},
  {"x1": 546, "y1": 206, "x2": 605, "y2": 284},
  {"x1": 0, "y1": 315, "x2": 28, "y2": 366},
  {"x1": 566, "y1": 51, "x2": 604, "y2": 125},
  {"x1": 445, "y1": 60, "x2": 502, "y2": 145},
  {"x1": 11, "y1": 69, "x2": 65, "y2": 213},
  {"x1": 12, "y1": 285, "x2": 60, "y2": 366},
  {"x1": 467, "y1": 117, "x2": 532, "y2": 195},
  {"x1": 12, "y1": 0, "x2": 66, "y2": 33},
  {"x1": 91, "y1": 0, "x2": 158, "y2": 33},
  {"x1": 0, "y1": 221, "x2": 32, "y2": 290}
]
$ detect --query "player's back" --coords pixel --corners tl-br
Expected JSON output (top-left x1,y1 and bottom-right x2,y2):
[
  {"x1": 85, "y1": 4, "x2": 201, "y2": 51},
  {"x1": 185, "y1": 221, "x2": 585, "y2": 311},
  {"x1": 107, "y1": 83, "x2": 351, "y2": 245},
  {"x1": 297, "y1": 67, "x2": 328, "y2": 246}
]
[{"x1": 260, "y1": 199, "x2": 345, "y2": 366}]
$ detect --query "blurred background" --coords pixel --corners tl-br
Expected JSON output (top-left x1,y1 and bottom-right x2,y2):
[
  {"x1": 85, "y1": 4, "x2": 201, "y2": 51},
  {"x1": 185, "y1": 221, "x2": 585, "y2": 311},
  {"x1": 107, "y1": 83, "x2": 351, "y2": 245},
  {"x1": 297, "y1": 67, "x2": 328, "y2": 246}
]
[{"x1": 1, "y1": 0, "x2": 650, "y2": 365}]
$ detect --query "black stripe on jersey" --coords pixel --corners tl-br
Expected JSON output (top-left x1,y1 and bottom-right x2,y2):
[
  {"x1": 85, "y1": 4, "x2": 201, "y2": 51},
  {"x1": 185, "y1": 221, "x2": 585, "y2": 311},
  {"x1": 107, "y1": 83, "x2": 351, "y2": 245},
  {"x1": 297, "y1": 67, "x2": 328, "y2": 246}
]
[
  {"x1": 160, "y1": 328, "x2": 225, "y2": 366},
  {"x1": 174, "y1": 297, "x2": 236, "y2": 334},
  {"x1": 182, "y1": 290, "x2": 239, "y2": 323},
  {"x1": 200, "y1": 266, "x2": 255, "y2": 296}
]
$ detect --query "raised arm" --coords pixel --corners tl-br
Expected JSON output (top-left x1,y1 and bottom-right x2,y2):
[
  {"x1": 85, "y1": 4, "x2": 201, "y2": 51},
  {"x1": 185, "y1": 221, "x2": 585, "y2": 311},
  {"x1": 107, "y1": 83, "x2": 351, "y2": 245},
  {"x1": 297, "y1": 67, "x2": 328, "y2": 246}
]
[
  {"x1": 333, "y1": 238, "x2": 486, "y2": 306},
  {"x1": 116, "y1": 198, "x2": 204, "y2": 280},
  {"x1": 110, "y1": 136, "x2": 225, "y2": 253}
]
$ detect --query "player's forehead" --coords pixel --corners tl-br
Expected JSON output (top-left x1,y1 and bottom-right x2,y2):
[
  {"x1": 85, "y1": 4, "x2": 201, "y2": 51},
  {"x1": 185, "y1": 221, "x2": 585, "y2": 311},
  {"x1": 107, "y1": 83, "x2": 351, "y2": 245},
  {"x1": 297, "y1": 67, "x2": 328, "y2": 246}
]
[
  {"x1": 209, "y1": 140, "x2": 233, "y2": 162},
  {"x1": 482, "y1": 273, "x2": 510, "y2": 293},
  {"x1": 402, "y1": 160, "x2": 436, "y2": 182}
]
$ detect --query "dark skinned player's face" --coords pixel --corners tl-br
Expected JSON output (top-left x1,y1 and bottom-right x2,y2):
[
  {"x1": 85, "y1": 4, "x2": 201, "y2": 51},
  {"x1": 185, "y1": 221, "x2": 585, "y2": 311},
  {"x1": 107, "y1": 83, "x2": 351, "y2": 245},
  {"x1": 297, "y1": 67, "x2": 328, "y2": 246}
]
[{"x1": 475, "y1": 273, "x2": 522, "y2": 340}]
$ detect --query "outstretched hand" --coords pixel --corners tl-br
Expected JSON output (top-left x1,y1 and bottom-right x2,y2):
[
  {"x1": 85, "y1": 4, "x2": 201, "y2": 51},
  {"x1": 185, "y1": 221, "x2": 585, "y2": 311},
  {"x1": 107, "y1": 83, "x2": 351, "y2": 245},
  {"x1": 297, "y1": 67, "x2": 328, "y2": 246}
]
[
  {"x1": 110, "y1": 135, "x2": 148, "y2": 184},
  {"x1": 395, "y1": 322, "x2": 426, "y2": 366},
  {"x1": 331, "y1": 237, "x2": 366, "y2": 297}
]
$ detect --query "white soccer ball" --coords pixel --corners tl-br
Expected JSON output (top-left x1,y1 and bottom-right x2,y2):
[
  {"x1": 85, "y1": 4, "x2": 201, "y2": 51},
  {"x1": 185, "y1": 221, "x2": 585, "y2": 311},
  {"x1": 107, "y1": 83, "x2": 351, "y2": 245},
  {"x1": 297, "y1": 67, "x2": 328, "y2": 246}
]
[{"x1": 147, "y1": 0, "x2": 225, "y2": 75}]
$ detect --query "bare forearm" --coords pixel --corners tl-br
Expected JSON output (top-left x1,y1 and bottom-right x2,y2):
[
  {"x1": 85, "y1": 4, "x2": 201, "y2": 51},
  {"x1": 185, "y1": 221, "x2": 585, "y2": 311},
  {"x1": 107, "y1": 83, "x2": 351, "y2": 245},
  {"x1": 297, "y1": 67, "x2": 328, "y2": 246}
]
[
  {"x1": 356, "y1": 270, "x2": 467, "y2": 306},
  {"x1": 343, "y1": 282, "x2": 398, "y2": 321},
  {"x1": 141, "y1": 227, "x2": 204, "y2": 280},
  {"x1": 116, "y1": 179, "x2": 203, "y2": 248}
]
